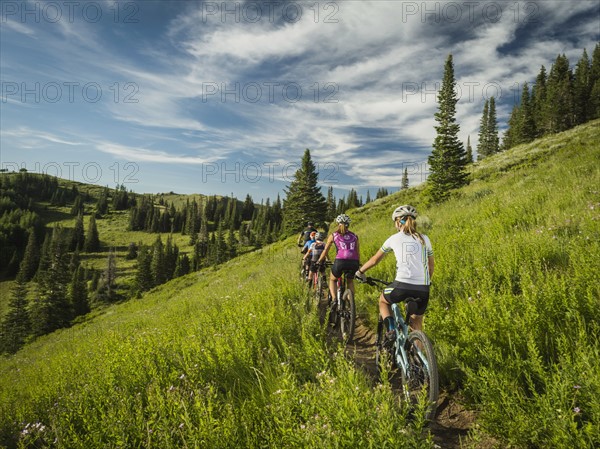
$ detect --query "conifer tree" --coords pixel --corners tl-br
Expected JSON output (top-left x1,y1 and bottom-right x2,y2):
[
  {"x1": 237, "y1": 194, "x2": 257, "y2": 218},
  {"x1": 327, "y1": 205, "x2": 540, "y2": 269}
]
[
  {"x1": 84, "y1": 214, "x2": 100, "y2": 252},
  {"x1": 282, "y1": 149, "x2": 327, "y2": 233},
  {"x1": 428, "y1": 54, "x2": 468, "y2": 202},
  {"x1": 573, "y1": 48, "x2": 592, "y2": 124},
  {"x1": 135, "y1": 245, "x2": 153, "y2": 292},
  {"x1": 365, "y1": 190, "x2": 372, "y2": 204},
  {"x1": 401, "y1": 167, "x2": 409, "y2": 190},
  {"x1": 326, "y1": 186, "x2": 337, "y2": 222},
  {"x1": 17, "y1": 229, "x2": 39, "y2": 282},
  {"x1": 0, "y1": 278, "x2": 31, "y2": 354},
  {"x1": 517, "y1": 84, "x2": 536, "y2": 144},
  {"x1": 96, "y1": 249, "x2": 117, "y2": 303},
  {"x1": 71, "y1": 212, "x2": 85, "y2": 251},
  {"x1": 544, "y1": 54, "x2": 574, "y2": 133},
  {"x1": 477, "y1": 99, "x2": 490, "y2": 159},
  {"x1": 126, "y1": 242, "x2": 138, "y2": 260},
  {"x1": 174, "y1": 254, "x2": 191, "y2": 278},
  {"x1": 465, "y1": 136, "x2": 473, "y2": 164},
  {"x1": 30, "y1": 227, "x2": 71, "y2": 336},
  {"x1": 151, "y1": 236, "x2": 166, "y2": 285},
  {"x1": 70, "y1": 265, "x2": 89, "y2": 317},
  {"x1": 96, "y1": 187, "x2": 109, "y2": 216},
  {"x1": 487, "y1": 97, "x2": 499, "y2": 154},
  {"x1": 532, "y1": 65, "x2": 548, "y2": 136},
  {"x1": 591, "y1": 43, "x2": 600, "y2": 119}
]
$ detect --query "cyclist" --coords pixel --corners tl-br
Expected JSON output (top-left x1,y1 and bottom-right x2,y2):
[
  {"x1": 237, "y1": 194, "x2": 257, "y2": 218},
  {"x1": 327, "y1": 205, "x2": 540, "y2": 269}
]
[
  {"x1": 317, "y1": 214, "x2": 360, "y2": 302},
  {"x1": 297, "y1": 221, "x2": 317, "y2": 248},
  {"x1": 304, "y1": 232, "x2": 327, "y2": 289},
  {"x1": 355, "y1": 205, "x2": 434, "y2": 339},
  {"x1": 301, "y1": 231, "x2": 317, "y2": 279}
]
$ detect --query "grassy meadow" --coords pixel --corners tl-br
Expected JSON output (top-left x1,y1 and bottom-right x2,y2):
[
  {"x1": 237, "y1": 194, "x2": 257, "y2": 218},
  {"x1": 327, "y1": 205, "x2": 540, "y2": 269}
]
[{"x1": 1, "y1": 120, "x2": 599, "y2": 448}]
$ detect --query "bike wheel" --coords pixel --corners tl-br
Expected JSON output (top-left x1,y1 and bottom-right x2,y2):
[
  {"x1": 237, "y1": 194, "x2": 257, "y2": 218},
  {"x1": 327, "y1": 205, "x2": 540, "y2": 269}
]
[
  {"x1": 316, "y1": 274, "x2": 327, "y2": 301},
  {"x1": 375, "y1": 318, "x2": 399, "y2": 381},
  {"x1": 402, "y1": 330, "x2": 439, "y2": 419},
  {"x1": 338, "y1": 289, "x2": 356, "y2": 344}
]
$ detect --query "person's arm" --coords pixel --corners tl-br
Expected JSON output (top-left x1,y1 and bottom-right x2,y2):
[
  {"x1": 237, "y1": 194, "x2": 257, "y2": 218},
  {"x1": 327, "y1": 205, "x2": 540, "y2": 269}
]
[
  {"x1": 428, "y1": 256, "x2": 434, "y2": 280},
  {"x1": 318, "y1": 235, "x2": 334, "y2": 264},
  {"x1": 358, "y1": 249, "x2": 386, "y2": 274}
]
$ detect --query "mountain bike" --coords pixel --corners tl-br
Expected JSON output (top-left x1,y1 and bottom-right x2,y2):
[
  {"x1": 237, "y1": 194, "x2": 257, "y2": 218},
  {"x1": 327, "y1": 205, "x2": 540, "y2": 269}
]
[
  {"x1": 313, "y1": 261, "x2": 329, "y2": 302},
  {"x1": 326, "y1": 267, "x2": 356, "y2": 345},
  {"x1": 362, "y1": 277, "x2": 439, "y2": 419}
]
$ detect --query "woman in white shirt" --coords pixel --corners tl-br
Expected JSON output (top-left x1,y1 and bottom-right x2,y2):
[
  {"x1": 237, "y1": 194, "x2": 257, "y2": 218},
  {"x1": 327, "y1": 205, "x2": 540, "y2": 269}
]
[{"x1": 355, "y1": 205, "x2": 434, "y2": 340}]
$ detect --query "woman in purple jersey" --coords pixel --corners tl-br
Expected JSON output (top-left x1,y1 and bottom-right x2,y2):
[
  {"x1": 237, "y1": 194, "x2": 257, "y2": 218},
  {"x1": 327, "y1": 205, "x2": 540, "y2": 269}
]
[{"x1": 318, "y1": 214, "x2": 360, "y2": 302}]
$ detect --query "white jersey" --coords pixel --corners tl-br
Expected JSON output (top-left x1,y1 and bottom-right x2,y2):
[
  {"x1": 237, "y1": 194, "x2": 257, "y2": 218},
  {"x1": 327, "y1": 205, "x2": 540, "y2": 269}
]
[{"x1": 381, "y1": 232, "x2": 433, "y2": 285}]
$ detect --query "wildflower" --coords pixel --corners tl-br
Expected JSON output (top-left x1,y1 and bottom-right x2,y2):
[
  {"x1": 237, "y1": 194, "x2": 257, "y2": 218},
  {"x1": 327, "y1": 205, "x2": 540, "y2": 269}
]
[
  {"x1": 574, "y1": 385, "x2": 581, "y2": 389},
  {"x1": 179, "y1": 374, "x2": 186, "y2": 380},
  {"x1": 300, "y1": 424, "x2": 306, "y2": 430},
  {"x1": 179, "y1": 422, "x2": 185, "y2": 429},
  {"x1": 574, "y1": 407, "x2": 581, "y2": 414},
  {"x1": 168, "y1": 385, "x2": 175, "y2": 392},
  {"x1": 274, "y1": 389, "x2": 283, "y2": 395}
]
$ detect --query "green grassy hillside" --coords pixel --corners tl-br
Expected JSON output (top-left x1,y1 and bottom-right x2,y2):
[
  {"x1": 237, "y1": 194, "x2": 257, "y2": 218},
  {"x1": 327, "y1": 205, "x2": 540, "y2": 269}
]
[{"x1": 1, "y1": 120, "x2": 599, "y2": 448}]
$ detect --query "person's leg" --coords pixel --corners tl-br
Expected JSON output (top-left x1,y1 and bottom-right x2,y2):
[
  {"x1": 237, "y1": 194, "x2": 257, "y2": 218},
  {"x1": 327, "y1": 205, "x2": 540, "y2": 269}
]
[{"x1": 329, "y1": 273, "x2": 337, "y2": 302}]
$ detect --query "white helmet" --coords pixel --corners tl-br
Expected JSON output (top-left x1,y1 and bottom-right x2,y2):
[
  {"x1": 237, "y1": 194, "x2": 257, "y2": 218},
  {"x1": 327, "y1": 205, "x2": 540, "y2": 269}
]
[
  {"x1": 335, "y1": 214, "x2": 351, "y2": 225},
  {"x1": 392, "y1": 205, "x2": 417, "y2": 222}
]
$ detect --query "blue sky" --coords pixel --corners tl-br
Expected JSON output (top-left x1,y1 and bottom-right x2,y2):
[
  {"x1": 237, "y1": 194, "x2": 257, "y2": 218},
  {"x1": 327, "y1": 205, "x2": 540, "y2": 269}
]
[{"x1": 1, "y1": 1, "x2": 599, "y2": 202}]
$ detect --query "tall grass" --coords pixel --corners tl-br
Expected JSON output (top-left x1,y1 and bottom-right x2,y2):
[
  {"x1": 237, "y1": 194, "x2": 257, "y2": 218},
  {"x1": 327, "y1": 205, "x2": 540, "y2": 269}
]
[
  {"x1": 0, "y1": 241, "x2": 434, "y2": 448},
  {"x1": 1, "y1": 121, "x2": 599, "y2": 448}
]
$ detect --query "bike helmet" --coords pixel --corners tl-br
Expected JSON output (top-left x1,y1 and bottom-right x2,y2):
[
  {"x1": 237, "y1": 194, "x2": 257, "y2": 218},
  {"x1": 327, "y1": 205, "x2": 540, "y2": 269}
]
[
  {"x1": 391, "y1": 205, "x2": 417, "y2": 222},
  {"x1": 335, "y1": 214, "x2": 351, "y2": 225},
  {"x1": 315, "y1": 232, "x2": 325, "y2": 241}
]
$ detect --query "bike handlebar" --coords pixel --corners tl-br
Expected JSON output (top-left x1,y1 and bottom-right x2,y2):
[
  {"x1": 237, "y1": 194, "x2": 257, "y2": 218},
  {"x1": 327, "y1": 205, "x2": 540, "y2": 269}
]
[{"x1": 360, "y1": 276, "x2": 390, "y2": 287}]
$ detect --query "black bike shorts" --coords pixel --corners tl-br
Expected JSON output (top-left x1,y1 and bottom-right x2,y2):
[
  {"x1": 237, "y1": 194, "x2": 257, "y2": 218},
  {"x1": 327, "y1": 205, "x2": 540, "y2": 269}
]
[
  {"x1": 331, "y1": 259, "x2": 360, "y2": 279},
  {"x1": 382, "y1": 281, "x2": 430, "y2": 316}
]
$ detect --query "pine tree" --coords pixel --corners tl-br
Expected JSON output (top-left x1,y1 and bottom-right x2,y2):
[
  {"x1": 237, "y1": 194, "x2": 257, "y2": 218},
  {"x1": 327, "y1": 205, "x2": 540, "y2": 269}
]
[
  {"x1": 573, "y1": 48, "x2": 592, "y2": 124},
  {"x1": 96, "y1": 249, "x2": 117, "y2": 303},
  {"x1": 544, "y1": 54, "x2": 574, "y2": 133},
  {"x1": 227, "y1": 225, "x2": 237, "y2": 260},
  {"x1": 70, "y1": 265, "x2": 89, "y2": 317},
  {"x1": 465, "y1": 136, "x2": 473, "y2": 164},
  {"x1": 326, "y1": 186, "x2": 337, "y2": 222},
  {"x1": 125, "y1": 242, "x2": 138, "y2": 260},
  {"x1": 174, "y1": 254, "x2": 190, "y2": 278},
  {"x1": 532, "y1": 65, "x2": 548, "y2": 136},
  {"x1": 0, "y1": 278, "x2": 31, "y2": 354},
  {"x1": 84, "y1": 214, "x2": 100, "y2": 252},
  {"x1": 96, "y1": 187, "x2": 109, "y2": 216},
  {"x1": 517, "y1": 84, "x2": 536, "y2": 144},
  {"x1": 70, "y1": 212, "x2": 85, "y2": 251},
  {"x1": 151, "y1": 236, "x2": 166, "y2": 285},
  {"x1": 401, "y1": 167, "x2": 409, "y2": 190},
  {"x1": 30, "y1": 227, "x2": 72, "y2": 336},
  {"x1": 428, "y1": 54, "x2": 468, "y2": 202},
  {"x1": 365, "y1": 190, "x2": 372, "y2": 204},
  {"x1": 17, "y1": 229, "x2": 39, "y2": 282},
  {"x1": 135, "y1": 245, "x2": 153, "y2": 292},
  {"x1": 242, "y1": 194, "x2": 255, "y2": 221},
  {"x1": 282, "y1": 149, "x2": 327, "y2": 233},
  {"x1": 487, "y1": 97, "x2": 499, "y2": 154},
  {"x1": 591, "y1": 43, "x2": 600, "y2": 119},
  {"x1": 477, "y1": 99, "x2": 490, "y2": 159}
]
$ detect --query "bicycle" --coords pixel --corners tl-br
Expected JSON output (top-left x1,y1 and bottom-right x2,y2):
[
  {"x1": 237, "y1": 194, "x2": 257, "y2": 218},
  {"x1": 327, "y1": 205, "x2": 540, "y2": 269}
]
[
  {"x1": 324, "y1": 265, "x2": 356, "y2": 345},
  {"x1": 361, "y1": 277, "x2": 439, "y2": 419}
]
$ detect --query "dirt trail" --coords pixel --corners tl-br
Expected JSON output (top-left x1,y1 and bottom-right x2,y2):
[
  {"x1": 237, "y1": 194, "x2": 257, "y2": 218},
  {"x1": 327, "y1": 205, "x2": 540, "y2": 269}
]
[{"x1": 315, "y1": 294, "x2": 478, "y2": 449}]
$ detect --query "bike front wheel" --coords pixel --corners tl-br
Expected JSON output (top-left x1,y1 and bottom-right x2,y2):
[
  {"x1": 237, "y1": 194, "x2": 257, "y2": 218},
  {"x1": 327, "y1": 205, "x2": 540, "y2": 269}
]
[
  {"x1": 402, "y1": 330, "x2": 439, "y2": 419},
  {"x1": 338, "y1": 289, "x2": 356, "y2": 344}
]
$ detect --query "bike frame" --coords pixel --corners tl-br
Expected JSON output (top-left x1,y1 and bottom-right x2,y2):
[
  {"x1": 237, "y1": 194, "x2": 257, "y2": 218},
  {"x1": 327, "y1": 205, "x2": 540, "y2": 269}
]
[{"x1": 370, "y1": 278, "x2": 433, "y2": 387}]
